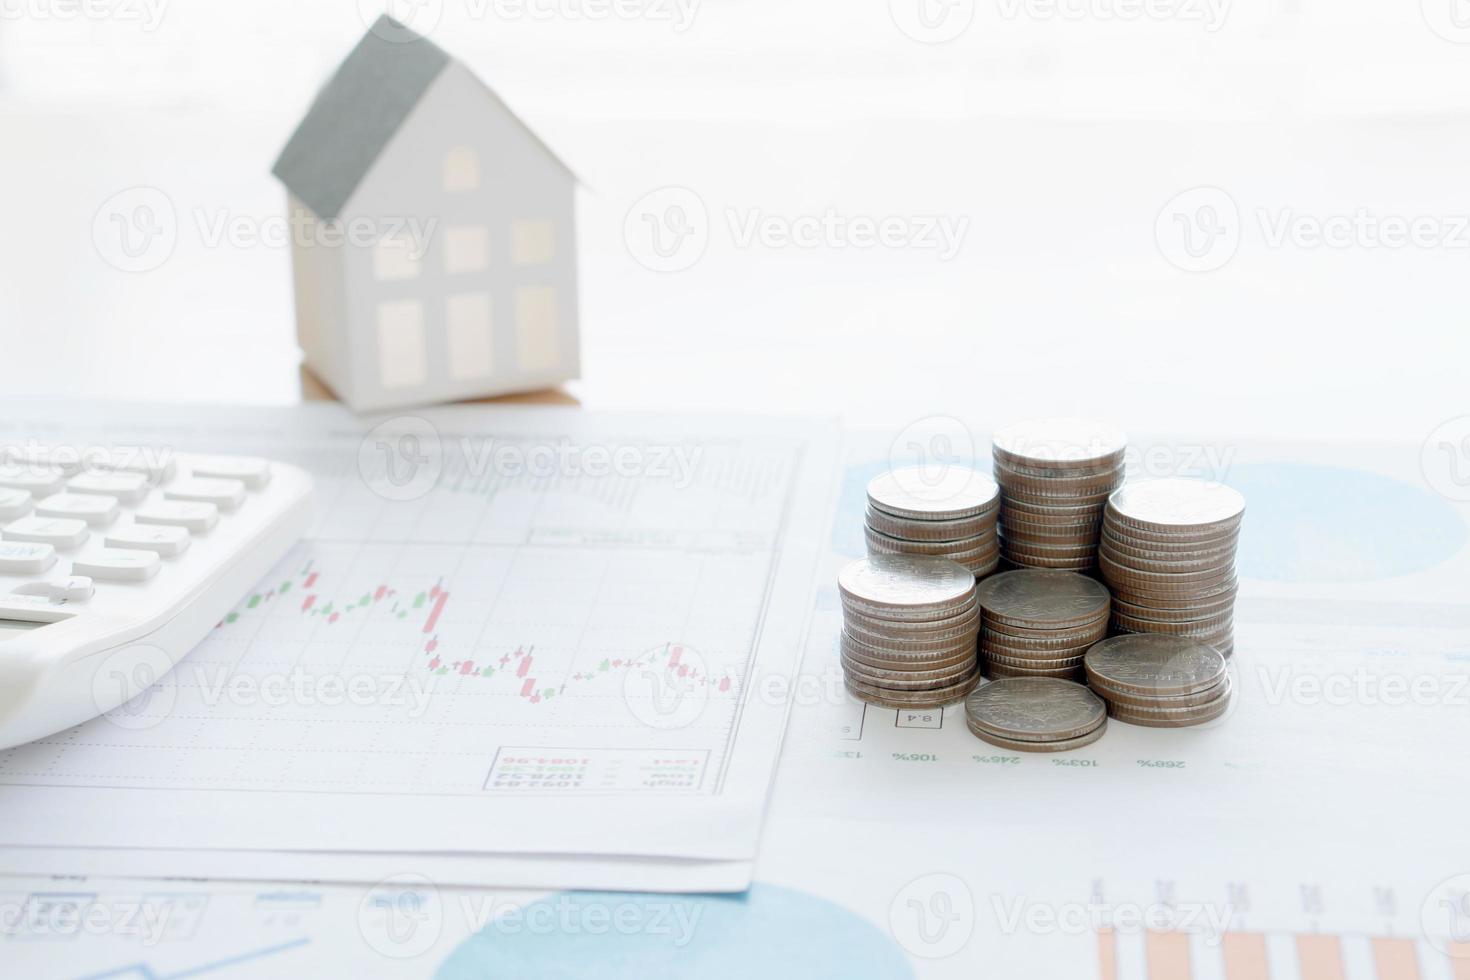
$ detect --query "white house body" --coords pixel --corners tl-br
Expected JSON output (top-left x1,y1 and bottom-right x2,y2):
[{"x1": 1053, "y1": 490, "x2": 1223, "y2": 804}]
[{"x1": 275, "y1": 19, "x2": 579, "y2": 412}]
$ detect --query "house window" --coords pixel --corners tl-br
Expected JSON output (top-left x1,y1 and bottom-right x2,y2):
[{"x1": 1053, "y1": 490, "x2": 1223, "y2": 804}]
[
  {"x1": 372, "y1": 235, "x2": 421, "y2": 281},
  {"x1": 443, "y1": 147, "x2": 480, "y2": 192},
  {"x1": 444, "y1": 225, "x2": 490, "y2": 274},
  {"x1": 511, "y1": 220, "x2": 556, "y2": 267},
  {"x1": 446, "y1": 293, "x2": 494, "y2": 380},
  {"x1": 376, "y1": 300, "x2": 427, "y2": 389},
  {"x1": 515, "y1": 286, "x2": 559, "y2": 372}
]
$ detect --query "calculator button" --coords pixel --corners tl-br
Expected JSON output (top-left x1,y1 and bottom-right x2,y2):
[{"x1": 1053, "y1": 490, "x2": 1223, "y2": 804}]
[
  {"x1": 35, "y1": 493, "x2": 119, "y2": 527},
  {"x1": 190, "y1": 456, "x2": 272, "y2": 490},
  {"x1": 0, "y1": 489, "x2": 31, "y2": 521},
  {"x1": 0, "y1": 448, "x2": 84, "y2": 476},
  {"x1": 12, "y1": 576, "x2": 93, "y2": 603},
  {"x1": 73, "y1": 549, "x2": 161, "y2": 582},
  {"x1": 0, "y1": 542, "x2": 57, "y2": 575},
  {"x1": 0, "y1": 466, "x2": 65, "y2": 497},
  {"x1": 2, "y1": 516, "x2": 90, "y2": 550},
  {"x1": 106, "y1": 524, "x2": 190, "y2": 557},
  {"x1": 135, "y1": 501, "x2": 219, "y2": 534},
  {"x1": 165, "y1": 478, "x2": 246, "y2": 512},
  {"x1": 68, "y1": 471, "x2": 150, "y2": 504},
  {"x1": 90, "y1": 447, "x2": 176, "y2": 483}
]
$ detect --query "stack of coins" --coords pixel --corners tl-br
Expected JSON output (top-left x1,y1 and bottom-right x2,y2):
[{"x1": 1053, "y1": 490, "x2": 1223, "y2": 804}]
[
  {"x1": 964, "y1": 676, "x2": 1108, "y2": 752},
  {"x1": 975, "y1": 570, "x2": 1110, "y2": 681},
  {"x1": 991, "y1": 418, "x2": 1128, "y2": 571},
  {"x1": 1084, "y1": 633, "x2": 1232, "y2": 727},
  {"x1": 1099, "y1": 478, "x2": 1244, "y2": 657},
  {"x1": 864, "y1": 467, "x2": 1001, "y2": 578},
  {"x1": 838, "y1": 555, "x2": 981, "y2": 708}
]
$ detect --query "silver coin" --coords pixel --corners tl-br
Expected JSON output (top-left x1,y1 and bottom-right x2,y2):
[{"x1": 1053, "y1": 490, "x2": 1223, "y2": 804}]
[
  {"x1": 992, "y1": 418, "x2": 1128, "y2": 469},
  {"x1": 1106, "y1": 687, "x2": 1233, "y2": 728},
  {"x1": 867, "y1": 467, "x2": 1000, "y2": 521},
  {"x1": 1108, "y1": 579, "x2": 1239, "y2": 608},
  {"x1": 1111, "y1": 596, "x2": 1236, "y2": 624},
  {"x1": 841, "y1": 627, "x2": 976, "y2": 658},
  {"x1": 844, "y1": 601, "x2": 980, "y2": 638},
  {"x1": 1000, "y1": 551, "x2": 1098, "y2": 572},
  {"x1": 1093, "y1": 674, "x2": 1231, "y2": 709},
  {"x1": 981, "y1": 625, "x2": 1101, "y2": 653},
  {"x1": 842, "y1": 590, "x2": 979, "y2": 625},
  {"x1": 964, "y1": 676, "x2": 1105, "y2": 740},
  {"x1": 976, "y1": 570, "x2": 1111, "y2": 629},
  {"x1": 1111, "y1": 610, "x2": 1234, "y2": 636},
  {"x1": 842, "y1": 656, "x2": 978, "y2": 690},
  {"x1": 864, "y1": 506, "x2": 997, "y2": 543},
  {"x1": 1083, "y1": 633, "x2": 1227, "y2": 697},
  {"x1": 842, "y1": 642, "x2": 978, "y2": 673},
  {"x1": 984, "y1": 651, "x2": 1087, "y2": 671},
  {"x1": 1101, "y1": 551, "x2": 1237, "y2": 576},
  {"x1": 865, "y1": 524, "x2": 993, "y2": 556},
  {"x1": 1105, "y1": 531, "x2": 1240, "y2": 564},
  {"x1": 985, "y1": 661, "x2": 1085, "y2": 681},
  {"x1": 1106, "y1": 479, "x2": 1245, "y2": 535},
  {"x1": 838, "y1": 555, "x2": 977, "y2": 615},
  {"x1": 993, "y1": 458, "x2": 1125, "y2": 494},
  {"x1": 983, "y1": 615, "x2": 1108, "y2": 642},
  {"x1": 967, "y1": 719, "x2": 1106, "y2": 752},
  {"x1": 845, "y1": 672, "x2": 978, "y2": 708}
]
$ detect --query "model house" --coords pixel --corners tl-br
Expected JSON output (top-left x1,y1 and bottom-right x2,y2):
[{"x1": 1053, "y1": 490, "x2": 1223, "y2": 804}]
[{"x1": 272, "y1": 16, "x2": 579, "y2": 412}]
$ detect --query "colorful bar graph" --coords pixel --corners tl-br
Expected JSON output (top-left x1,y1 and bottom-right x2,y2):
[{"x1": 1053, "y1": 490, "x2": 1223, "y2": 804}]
[
  {"x1": 1146, "y1": 931, "x2": 1191, "y2": 980},
  {"x1": 1452, "y1": 943, "x2": 1470, "y2": 980},
  {"x1": 1222, "y1": 932, "x2": 1270, "y2": 980},
  {"x1": 1097, "y1": 927, "x2": 1118, "y2": 980},
  {"x1": 1371, "y1": 938, "x2": 1420, "y2": 980},
  {"x1": 1297, "y1": 934, "x2": 1346, "y2": 980}
]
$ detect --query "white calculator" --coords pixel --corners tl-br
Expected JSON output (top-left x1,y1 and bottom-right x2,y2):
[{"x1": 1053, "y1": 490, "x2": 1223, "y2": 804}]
[{"x1": 0, "y1": 446, "x2": 312, "y2": 748}]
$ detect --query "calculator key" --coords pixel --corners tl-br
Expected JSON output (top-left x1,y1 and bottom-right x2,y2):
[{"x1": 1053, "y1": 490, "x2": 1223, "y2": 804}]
[
  {"x1": 73, "y1": 549, "x2": 161, "y2": 583},
  {"x1": 135, "y1": 501, "x2": 218, "y2": 534},
  {"x1": 0, "y1": 447, "x2": 84, "y2": 476},
  {"x1": 0, "y1": 488, "x2": 31, "y2": 521},
  {"x1": 89, "y1": 447, "x2": 176, "y2": 483},
  {"x1": 0, "y1": 542, "x2": 57, "y2": 575},
  {"x1": 106, "y1": 524, "x2": 190, "y2": 557},
  {"x1": 12, "y1": 576, "x2": 93, "y2": 603},
  {"x1": 68, "y1": 470, "x2": 150, "y2": 504},
  {"x1": 164, "y1": 477, "x2": 246, "y2": 512},
  {"x1": 35, "y1": 493, "x2": 119, "y2": 527},
  {"x1": 190, "y1": 456, "x2": 272, "y2": 490},
  {"x1": 2, "y1": 516, "x2": 90, "y2": 550},
  {"x1": 0, "y1": 466, "x2": 65, "y2": 497}
]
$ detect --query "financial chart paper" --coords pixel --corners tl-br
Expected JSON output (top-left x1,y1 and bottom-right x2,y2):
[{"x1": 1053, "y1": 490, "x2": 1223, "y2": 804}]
[{"x1": 0, "y1": 402, "x2": 837, "y2": 882}]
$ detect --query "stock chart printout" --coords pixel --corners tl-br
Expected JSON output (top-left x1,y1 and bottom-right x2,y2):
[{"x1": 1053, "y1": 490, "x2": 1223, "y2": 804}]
[{"x1": 0, "y1": 403, "x2": 837, "y2": 889}]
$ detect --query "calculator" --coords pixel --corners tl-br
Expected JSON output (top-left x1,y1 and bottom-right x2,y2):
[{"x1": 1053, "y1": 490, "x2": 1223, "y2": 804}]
[{"x1": 0, "y1": 446, "x2": 313, "y2": 748}]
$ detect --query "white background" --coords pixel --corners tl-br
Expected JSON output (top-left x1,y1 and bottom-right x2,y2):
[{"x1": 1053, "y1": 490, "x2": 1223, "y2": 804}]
[{"x1": 0, "y1": 0, "x2": 1466, "y2": 442}]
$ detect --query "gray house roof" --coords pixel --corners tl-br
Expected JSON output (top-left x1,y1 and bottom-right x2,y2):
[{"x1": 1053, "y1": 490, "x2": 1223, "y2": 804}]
[{"x1": 272, "y1": 16, "x2": 575, "y2": 221}]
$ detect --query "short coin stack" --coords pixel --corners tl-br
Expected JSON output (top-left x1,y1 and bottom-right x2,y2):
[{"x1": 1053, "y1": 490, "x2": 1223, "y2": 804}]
[
  {"x1": 838, "y1": 555, "x2": 981, "y2": 708},
  {"x1": 991, "y1": 418, "x2": 1128, "y2": 571},
  {"x1": 964, "y1": 676, "x2": 1108, "y2": 752},
  {"x1": 1084, "y1": 633, "x2": 1232, "y2": 727},
  {"x1": 864, "y1": 468, "x2": 1000, "y2": 578},
  {"x1": 1099, "y1": 478, "x2": 1245, "y2": 658},
  {"x1": 975, "y1": 570, "x2": 1110, "y2": 681}
]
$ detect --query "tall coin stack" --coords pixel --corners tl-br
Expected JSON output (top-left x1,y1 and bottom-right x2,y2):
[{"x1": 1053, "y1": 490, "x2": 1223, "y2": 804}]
[
  {"x1": 1099, "y1": 478, "x2": 1245, "y2": 657},
  {"x1": 838, "y1": 555, "x2": 981, "y2": 709},
  {"x1": 1084, "y1": 633, "x2": 1233, "y2": 728},
  {"x1": 975, "y1": 570, "x2": 1110, "y2": 681},
  {"x1": 991, "y1": 418, "x2": 1128, "y2": 571},
  {"x1": 864, "y1": 467, "x2": 1001, "y2": 578}
]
